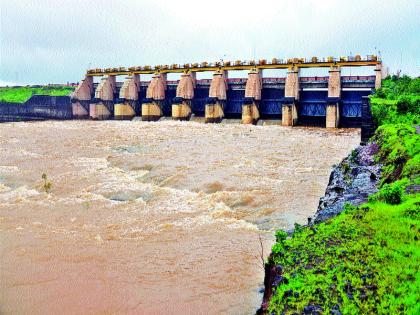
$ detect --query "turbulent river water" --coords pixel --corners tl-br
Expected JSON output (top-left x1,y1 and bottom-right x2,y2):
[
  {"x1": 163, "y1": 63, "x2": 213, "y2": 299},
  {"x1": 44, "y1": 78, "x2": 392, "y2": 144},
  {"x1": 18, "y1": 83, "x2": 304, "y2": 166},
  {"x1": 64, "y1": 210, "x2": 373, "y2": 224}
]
[{"x1": 0, "y1": 120, "x2": 359, "y2": 314}]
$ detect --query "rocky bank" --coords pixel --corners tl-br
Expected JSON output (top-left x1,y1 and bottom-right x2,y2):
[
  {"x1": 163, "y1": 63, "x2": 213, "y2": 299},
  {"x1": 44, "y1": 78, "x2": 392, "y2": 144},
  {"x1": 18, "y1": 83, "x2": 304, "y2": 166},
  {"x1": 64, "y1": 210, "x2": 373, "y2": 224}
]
[{"x1": 258, "y1": 142, "x2": 382, "y2": 314}]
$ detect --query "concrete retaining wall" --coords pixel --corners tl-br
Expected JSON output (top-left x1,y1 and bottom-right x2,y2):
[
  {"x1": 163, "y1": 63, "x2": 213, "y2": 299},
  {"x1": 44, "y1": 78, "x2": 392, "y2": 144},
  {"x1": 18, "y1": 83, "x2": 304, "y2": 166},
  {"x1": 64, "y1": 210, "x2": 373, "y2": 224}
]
[{"x1": 0, "y1": 95, "x2": 72, "y2": 122}]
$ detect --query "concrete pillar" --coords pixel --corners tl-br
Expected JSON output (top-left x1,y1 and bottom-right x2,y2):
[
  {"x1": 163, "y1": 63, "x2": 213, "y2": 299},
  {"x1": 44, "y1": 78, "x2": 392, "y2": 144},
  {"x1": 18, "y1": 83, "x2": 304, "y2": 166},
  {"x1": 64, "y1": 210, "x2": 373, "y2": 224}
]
[
  {"x1": 172, "y1": 72, "x2": 195, "y2": 120},
  {"x1": 71, "y1": 76, "x2": 93, "y2": 119},
  {"x1": 282, "y1": 67, "x2": 299, "y2": 126},
  {"x1": 375, "y1": 63, "x2": 382, "y2": 90},
  {"x1": 114, "y1": 74, "x2": 140, "y2": 120},
  {"x1": 90, "y1": 75, "x2": 116, "y2": 120},
  {"x1": 326, "y1": 66, "x2": 341, "y2": 128},
  {"x1": 326, "y1": 103, "x2": 340, "y2": 128},
  {"x1": 328, "y1": 66, "x2": 341, "y2": 98},
  {"x1": 142, "y1": 73, "x2": 167, "y2": 121},
  {"x1": 242, "y1": 69, "x2": 261, "y2": 124},
  {"x1": 205, "y1": 70, "x2": 227, "y2": 123}
]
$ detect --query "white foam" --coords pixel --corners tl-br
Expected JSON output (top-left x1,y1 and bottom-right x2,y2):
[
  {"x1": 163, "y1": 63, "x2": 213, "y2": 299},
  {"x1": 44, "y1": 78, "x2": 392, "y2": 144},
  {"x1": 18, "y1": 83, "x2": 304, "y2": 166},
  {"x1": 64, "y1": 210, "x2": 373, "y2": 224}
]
[
  {"x1": 0, "y1": 186, "x2": 39, "y2": 202},
  {"x1": 69, "y1": 157, "x2": 110, "y2": 172},
  {"x1": 0, "y1": 166, "x2": 19, "y2": 173}
]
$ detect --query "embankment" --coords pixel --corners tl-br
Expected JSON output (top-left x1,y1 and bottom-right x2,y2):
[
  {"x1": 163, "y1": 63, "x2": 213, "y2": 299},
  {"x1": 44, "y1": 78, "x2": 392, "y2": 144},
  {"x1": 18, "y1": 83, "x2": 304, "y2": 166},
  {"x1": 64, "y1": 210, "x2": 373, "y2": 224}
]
[
  {"x1": 258, "y1": 76, "x2": 419, "y2": 314},
  {"x1": 258, "y1": 141, "x2": 383, "y2": 314},
  {"x1": 0, "y1": 95, "x2": 72, "y2": 122}
]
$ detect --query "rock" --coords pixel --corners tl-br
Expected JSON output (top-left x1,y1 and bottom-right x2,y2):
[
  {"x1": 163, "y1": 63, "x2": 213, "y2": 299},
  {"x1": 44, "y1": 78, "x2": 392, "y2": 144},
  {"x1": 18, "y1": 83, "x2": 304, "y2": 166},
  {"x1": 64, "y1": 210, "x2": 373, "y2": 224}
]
[
  {"x1": 275, "y1": 265, "x2": 283, "y2": 274},
  {"x1": 303, "y1": 304, "x2": 322, "y2": 314},
  {"x1": 406, "y1": 184, "x2": 420, "y2": 194},
  {"x1": 272, "y1": 275, "x2": 288, "y2": 287},
  {"x1": 313, "y1": 143, "x2": 381, "y2": 223},
  {"x1": 330, "y1": 304, "x2": 342, "y2": 315}
]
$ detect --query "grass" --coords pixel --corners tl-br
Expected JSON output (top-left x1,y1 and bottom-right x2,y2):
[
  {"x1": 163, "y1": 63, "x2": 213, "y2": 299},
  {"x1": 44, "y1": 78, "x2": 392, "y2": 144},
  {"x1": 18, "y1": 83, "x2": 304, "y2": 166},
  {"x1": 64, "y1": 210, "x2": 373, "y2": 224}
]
[
  {"x1": 0, "y1": 86, "x2": 74, "y2": 103},
  {"x1": 268, "y1": 75, "x2": 420, "y2": 314},
  {"x1": 269, "y1": 195, "x2": 419, "y2": 314},
  {"x1": 372, "y1": 124, "x2": 419, "y2": 185},
  {"x1": 370, "y1": 76, "x2": 420, "y2": 126}
]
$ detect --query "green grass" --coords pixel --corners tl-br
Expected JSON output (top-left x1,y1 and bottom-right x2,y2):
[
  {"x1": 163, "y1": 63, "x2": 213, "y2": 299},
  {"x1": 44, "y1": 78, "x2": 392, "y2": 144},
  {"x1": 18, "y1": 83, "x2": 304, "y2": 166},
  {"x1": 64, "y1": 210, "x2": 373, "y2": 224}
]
[
  {"x1": 269, "y1": 195, "x2": 420, "y2": 314},
  {"x1": 268, "y1": 75, "x2": 420, "y2": 314},
  {"x1": 372, "y1": 124, "x2": 420, "y2": 185},
  {"x1": 0, "y1": 86, "x2": 74, "y2": 103},
  {"x1": 370, "y1": 76, "x2": 420, "y2": 126}
]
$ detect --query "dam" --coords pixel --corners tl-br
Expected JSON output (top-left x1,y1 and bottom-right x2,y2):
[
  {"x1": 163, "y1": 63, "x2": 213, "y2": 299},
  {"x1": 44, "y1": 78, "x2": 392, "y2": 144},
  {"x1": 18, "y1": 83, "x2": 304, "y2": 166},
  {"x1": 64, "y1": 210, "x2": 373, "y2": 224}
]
[
  {"x1": 0, "y1": 54, "x2": 379, "y2": 314},
  {"x1": 72, "y1": 55, "x2": 382, "y2": 128}
]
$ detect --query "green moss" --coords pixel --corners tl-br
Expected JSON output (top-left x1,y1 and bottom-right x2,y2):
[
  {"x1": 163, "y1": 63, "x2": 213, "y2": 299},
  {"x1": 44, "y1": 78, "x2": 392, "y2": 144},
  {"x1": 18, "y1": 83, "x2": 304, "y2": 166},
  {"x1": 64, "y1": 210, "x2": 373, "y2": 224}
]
[{"x1": 0, "y1": 86, "x2": 74, "y2": 103}]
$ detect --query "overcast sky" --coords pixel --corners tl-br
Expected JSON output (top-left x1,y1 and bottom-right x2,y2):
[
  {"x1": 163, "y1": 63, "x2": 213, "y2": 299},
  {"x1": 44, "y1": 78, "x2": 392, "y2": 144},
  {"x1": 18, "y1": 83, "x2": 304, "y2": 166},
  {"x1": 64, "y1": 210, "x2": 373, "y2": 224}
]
[{"x1": 1, "y1": 0, "x2": 419, "y2": 85}]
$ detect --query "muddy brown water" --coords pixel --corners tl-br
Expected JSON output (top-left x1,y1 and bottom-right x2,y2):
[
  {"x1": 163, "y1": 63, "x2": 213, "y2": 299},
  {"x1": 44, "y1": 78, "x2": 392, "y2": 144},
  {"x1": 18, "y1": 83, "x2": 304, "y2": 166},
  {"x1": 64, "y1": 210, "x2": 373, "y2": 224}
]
[{"x1": 0, "y1": 121, "x2": 359, "y2": 314}]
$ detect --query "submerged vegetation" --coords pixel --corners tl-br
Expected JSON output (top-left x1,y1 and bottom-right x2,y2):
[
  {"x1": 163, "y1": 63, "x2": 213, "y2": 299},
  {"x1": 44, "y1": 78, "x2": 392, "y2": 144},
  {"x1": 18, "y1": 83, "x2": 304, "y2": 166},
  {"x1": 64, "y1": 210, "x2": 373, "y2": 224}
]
[
  {"x1": 41, "y1": 173, "x2": 52, "y2": 193},
  {"x1": 267, "y1": 76, "x2": 420, "y2": 314},
  {"x1": 0, "y1": 86, "x2": 74, "y2": 103}
]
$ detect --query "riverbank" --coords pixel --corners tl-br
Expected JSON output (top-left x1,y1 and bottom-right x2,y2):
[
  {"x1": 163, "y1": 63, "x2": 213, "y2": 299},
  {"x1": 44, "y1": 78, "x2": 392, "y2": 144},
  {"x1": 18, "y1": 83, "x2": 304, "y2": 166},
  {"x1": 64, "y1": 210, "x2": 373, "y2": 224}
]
[
  {"x1": 0, "y1": 86, "x2": 74, "y2": 103},
  {"x1": 259, "y1": 76, "x2": 419, "y2": 314}
]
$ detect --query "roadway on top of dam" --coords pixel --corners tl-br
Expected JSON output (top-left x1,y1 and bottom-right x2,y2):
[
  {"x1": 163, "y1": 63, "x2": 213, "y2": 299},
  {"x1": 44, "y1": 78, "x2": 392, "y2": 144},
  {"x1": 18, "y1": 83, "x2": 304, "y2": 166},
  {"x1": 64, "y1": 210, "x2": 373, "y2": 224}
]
[{"x1": 86, "y1": 57, "x2": 381, "y2": 76}]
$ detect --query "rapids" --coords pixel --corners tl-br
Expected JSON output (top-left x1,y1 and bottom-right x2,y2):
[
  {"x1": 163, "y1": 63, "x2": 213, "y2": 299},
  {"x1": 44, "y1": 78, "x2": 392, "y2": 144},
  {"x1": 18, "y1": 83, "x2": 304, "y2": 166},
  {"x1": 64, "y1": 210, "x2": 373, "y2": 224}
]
[{"x1": 0, "y1": 120, "x2": 359, "y2": 314}]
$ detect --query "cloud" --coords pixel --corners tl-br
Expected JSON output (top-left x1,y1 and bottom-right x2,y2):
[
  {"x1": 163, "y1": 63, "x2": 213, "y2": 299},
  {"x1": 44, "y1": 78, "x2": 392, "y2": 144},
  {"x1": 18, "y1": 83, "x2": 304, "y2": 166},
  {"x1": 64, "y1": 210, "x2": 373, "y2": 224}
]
[{"x1": 1, "y1": 0, "x2": 419, "y2": 84}]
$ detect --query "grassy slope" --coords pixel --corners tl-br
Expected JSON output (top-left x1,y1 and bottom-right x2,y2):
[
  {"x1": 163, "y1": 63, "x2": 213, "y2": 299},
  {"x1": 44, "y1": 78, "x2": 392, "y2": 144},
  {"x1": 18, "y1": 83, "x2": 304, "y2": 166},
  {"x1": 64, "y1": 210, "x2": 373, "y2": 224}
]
[
  {"x1": 268, "y1": 76, "x2": 420, "y2": 314},
  {"x1": 0, "y1": 86, "x2": 74, "y2": 103},
  {"x1": 270, "y1": 197, "x2": 419, "y2": 314}
]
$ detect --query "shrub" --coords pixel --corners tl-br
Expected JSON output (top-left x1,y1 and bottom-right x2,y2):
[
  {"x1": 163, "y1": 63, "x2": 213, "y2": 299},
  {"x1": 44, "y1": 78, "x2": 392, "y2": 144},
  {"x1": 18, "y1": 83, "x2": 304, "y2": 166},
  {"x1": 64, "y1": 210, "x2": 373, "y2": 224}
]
[
  {"x1": 369, "y1": 180, "x2": 408, "y2": 205},
  {"x1": 372, "y1": 124, "x2": 419, "y2": 184},
  {"x1": 41, "y1": 173, "x2": 52, "y2": 193},
  {"x1": 275, "y1": 230, "x2": 288, "y2": 243},
  {"x1": 370, "y1": 76, "x2": 420, "y2": 125},
  {"x1": 396, "y1": 95, "x2": 420, "y2": 115}
]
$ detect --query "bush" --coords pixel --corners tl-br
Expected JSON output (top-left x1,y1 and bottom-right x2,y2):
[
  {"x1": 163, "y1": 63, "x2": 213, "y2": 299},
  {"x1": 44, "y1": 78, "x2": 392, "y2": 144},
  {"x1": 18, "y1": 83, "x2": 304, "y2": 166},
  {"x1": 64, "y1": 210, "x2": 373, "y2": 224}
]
[
  {"x1": 408, "y1": 78, "x2": 420, "y2": 94},
  {"x1": 396, "y1": 95, "x2": 420, "y2": 115},
  {"x1": 402, "y1": 155, "x2": 420, "y2": 182},
  {"x1": 372, "y1": 124, "x2": 419, "y2": 184},
  {"x1": 370, "y1": 76, "x2": 420, "y2": 126},
  {"x1": 369, "y1": 180, "x2": 408, "y2": 205},
  {"x1": 275, "y1": 230, "x2": 288, "y2": 243}
]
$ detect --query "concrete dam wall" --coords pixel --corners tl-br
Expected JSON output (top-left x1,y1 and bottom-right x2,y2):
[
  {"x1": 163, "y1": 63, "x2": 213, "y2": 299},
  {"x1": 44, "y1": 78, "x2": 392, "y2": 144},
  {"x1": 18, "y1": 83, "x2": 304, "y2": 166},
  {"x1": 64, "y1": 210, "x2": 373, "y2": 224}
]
[
  {"x1": 71, "y1": 75, "x2": 375, "y2": 127},
  {"x1": 73, "y1": 55, "x2": 381, "y2": 126},
  {"x1": 0, "y1": 95, "x2": 72, "y2": 122},
  {"x1": 0, "y1": 78, "x2": 373, "y2": 129}
]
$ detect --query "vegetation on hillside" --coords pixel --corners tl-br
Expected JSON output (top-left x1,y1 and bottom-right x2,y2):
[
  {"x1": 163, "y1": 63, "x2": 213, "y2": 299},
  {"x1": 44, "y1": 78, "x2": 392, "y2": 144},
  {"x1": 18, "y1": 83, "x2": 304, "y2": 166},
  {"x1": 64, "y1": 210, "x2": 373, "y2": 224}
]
[
  {"x1": 267, "y1": 76, "x2": 420, "y2": 314},
  {"x1": 370, "y1": 75, "x2": 420, "y2": 126},
  {"x1": 0, "y1": 86, "x2": 74, "y2": 103}
]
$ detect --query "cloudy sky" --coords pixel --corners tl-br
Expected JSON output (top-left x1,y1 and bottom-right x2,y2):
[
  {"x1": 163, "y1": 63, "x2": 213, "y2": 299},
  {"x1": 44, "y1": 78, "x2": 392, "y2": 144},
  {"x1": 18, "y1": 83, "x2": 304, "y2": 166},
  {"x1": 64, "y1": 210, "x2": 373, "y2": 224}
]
[{"x1": 1, "y1": 0, "x2": 419, "y2": 85}]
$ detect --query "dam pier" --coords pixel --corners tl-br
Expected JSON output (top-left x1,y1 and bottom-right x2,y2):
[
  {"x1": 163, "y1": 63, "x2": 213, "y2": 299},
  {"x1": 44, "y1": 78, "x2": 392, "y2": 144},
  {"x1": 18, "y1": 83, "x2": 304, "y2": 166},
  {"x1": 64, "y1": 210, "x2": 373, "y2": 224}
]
[{"x1": 71, "y1": 55, "x2": 382, "y2": 128}]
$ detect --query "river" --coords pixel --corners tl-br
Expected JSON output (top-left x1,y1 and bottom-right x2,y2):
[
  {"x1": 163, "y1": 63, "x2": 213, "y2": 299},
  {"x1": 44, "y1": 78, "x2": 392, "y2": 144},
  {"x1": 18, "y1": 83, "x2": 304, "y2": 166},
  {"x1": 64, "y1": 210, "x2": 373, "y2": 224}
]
[{"x1": 0, "y1": 120, "x2": 359, "y2": 314}]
